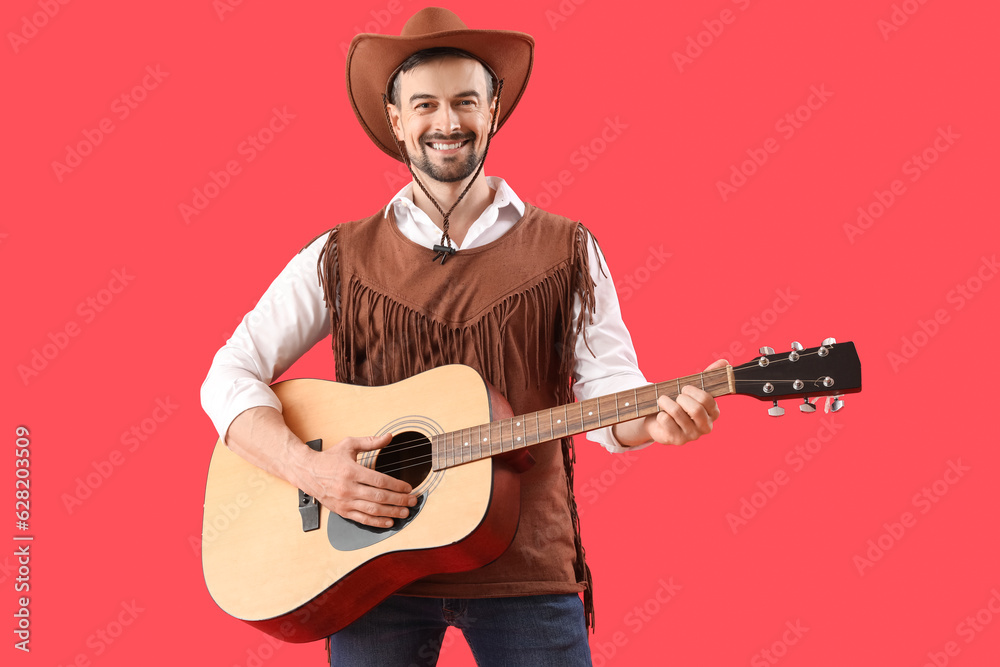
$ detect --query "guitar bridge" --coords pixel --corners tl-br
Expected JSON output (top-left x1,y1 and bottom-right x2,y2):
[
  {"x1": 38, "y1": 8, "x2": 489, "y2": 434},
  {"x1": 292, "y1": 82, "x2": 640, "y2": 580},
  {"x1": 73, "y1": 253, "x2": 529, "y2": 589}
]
[{"x1": 298, "y1": 439, "x2": 323, "y2": 532}]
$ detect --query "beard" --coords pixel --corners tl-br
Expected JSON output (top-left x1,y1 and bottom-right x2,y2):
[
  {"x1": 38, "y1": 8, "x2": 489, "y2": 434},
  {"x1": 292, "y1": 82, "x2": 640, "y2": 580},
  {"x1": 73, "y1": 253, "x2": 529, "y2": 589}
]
[{"x1": 408, "y1": 132, "x2": 483, "y2": 183}]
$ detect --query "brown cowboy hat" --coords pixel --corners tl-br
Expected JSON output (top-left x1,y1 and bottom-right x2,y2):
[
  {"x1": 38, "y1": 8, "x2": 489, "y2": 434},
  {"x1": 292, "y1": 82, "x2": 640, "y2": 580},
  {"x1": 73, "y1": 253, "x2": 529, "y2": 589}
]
[{"x1": 346, "y1": 7, "x2": 534, "y2": 161}]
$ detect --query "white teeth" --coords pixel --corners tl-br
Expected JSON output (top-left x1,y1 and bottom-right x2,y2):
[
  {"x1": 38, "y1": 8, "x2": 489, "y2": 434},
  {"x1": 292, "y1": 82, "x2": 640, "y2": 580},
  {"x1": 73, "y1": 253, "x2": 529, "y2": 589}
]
[{"x1": 431, "y1": 142, "x2": 463, "y2": 150}]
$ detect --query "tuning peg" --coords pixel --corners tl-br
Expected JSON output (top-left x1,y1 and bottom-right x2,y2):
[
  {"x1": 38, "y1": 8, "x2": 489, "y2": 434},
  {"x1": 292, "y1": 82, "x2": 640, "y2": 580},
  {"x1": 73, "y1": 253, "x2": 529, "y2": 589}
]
[
  {"x1": 830, "y1": 395, "x2": 844, "y2": 412},
  {"x1": 759, "y1": 346, "x2": 775, "y2": 355},
  {"x1": 799, "y1": 398, "x2": 816, "y2": 413},
  {"x1": 822, "y1": 337, "x2": 837, "y2": 346},
  {"x1": 768, "y1": 401, "x2": 785, "y2": 417},
  {"x1": 790, "y1": 341, "x2": 804, "y2": 351}
]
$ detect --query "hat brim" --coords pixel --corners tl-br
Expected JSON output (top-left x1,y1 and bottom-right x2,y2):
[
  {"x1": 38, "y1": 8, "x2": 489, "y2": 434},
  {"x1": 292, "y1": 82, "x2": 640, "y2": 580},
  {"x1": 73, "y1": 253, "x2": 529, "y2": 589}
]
[{"x1": 347, "y1": 28, "x2": 534, "y2": 161}]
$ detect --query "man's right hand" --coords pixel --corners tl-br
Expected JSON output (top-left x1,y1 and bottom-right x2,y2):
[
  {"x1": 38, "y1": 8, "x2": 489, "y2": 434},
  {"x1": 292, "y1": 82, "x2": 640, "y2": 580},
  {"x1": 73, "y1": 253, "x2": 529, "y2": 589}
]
[
  {"x1": 224, "y1": 407, "x2": 418, "y2": 529},
  {"x1": 292, "y1": 433, "x2": 418, "y2": 529}
]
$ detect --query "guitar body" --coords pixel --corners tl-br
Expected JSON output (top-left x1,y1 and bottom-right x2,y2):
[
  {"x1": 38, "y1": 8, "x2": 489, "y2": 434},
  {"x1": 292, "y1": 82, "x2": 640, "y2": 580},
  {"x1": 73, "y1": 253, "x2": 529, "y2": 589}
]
[
  {"x1": 201, "y1": 365, "x2": 521, "y2": 642},
  {"x1": 202, "y1": 340, "x2": 862, "y2": 643}
]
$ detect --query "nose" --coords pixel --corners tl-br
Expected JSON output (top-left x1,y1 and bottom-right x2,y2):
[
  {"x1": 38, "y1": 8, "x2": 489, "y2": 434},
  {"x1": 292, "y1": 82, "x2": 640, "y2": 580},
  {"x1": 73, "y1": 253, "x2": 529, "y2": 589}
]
[{"x1": 433, "y1": 105, "x2": 461, "y2": 134}]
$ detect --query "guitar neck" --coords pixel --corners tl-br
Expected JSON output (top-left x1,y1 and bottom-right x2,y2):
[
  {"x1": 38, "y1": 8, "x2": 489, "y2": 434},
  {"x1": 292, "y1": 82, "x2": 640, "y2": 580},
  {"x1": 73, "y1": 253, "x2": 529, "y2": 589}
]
[{"x1": 431, "y1": 367, "x2": 734, "y2": 471}]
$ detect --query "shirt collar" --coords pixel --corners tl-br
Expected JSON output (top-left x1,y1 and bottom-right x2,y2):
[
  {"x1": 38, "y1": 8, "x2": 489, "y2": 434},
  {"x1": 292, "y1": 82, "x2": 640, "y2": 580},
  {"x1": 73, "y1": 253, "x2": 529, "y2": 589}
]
[{"x1": 384, "y1": 176, "x2": 525, "y2": 221}]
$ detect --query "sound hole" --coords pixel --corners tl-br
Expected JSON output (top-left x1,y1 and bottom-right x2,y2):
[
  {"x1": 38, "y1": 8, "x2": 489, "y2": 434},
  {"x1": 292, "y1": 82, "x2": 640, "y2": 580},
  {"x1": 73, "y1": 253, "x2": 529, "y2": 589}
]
[{"x1": 374, "y1": 431, "x2": 432, "y2": 488}]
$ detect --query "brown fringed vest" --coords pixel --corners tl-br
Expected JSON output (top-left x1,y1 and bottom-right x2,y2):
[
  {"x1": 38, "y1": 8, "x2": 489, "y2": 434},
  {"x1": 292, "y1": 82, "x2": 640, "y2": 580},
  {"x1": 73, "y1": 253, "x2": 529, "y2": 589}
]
[{"x1": 316, "y1": 203, "x2": 599, "y2": 626}]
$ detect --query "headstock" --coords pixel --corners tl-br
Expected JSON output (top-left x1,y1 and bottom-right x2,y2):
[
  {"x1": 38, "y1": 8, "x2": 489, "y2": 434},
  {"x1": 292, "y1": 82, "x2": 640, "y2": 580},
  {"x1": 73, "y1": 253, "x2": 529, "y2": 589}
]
[{"x1": 732, "y1": 338, "x2": 862, "y2": 416}]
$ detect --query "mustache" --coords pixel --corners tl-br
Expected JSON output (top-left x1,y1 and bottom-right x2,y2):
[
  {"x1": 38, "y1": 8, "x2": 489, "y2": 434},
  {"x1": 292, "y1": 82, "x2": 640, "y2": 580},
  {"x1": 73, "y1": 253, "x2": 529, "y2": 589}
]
[{"x1": 420, "y1": 132, "x2": 475, "y2": 142}]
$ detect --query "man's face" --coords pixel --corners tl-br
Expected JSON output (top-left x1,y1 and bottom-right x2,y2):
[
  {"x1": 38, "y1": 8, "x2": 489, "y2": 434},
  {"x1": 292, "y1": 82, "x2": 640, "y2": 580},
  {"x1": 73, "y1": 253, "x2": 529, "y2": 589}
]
[{"x1": 388, "y1": 57, "x2": 495, "y2": 184}]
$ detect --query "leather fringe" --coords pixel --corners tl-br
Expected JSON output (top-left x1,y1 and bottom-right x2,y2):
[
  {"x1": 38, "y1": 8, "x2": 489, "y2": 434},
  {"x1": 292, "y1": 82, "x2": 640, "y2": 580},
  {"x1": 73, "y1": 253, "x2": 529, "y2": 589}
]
[{"x1": 317, "y1": 220, "x2": 602, "y2": 632}]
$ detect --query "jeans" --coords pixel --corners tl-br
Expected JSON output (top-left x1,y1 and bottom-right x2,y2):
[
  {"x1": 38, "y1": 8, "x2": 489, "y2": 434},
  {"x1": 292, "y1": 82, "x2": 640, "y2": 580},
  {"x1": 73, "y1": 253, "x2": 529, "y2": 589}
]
[{"x1": 327, "y1": 593, "x2": 593, "y2": 666}]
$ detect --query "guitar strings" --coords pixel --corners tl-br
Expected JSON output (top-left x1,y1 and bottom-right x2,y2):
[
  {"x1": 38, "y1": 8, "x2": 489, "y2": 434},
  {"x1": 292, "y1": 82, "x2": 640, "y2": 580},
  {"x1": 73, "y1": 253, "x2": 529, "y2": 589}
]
[
  {"x1": 367, "y1": 354, "x2": 839, "y2": 477},
  {"x1": 368, "y1": 368, "x2": 731, "y2": 477}
]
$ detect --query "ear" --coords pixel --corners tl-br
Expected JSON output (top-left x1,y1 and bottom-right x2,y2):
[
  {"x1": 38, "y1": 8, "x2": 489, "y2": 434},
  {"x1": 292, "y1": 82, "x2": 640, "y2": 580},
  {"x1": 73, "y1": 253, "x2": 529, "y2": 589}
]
[
  {"x1": 385, "y1": 102, "x2": 405, "y2": 141},
  {"x1": 489, "y1": 95, "x2": 499, "y2": 126}
]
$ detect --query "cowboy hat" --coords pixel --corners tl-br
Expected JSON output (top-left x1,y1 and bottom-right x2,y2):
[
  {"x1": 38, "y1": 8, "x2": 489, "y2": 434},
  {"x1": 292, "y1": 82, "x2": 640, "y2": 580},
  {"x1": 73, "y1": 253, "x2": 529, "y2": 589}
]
[{"x1": 346, "y1": 7, "x2": 534, "y2": 161}]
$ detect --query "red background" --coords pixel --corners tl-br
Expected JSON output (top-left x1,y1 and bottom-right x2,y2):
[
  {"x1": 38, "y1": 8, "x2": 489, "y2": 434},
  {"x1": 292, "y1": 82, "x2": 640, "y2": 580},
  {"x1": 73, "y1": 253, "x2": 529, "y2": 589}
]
[{"x1": 5, "y1": 1, "x2": 999, "y2": 665}]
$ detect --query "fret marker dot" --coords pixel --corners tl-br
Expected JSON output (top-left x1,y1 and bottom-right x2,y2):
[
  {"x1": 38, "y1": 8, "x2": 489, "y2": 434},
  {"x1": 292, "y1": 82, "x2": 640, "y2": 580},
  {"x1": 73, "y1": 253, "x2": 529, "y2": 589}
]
[
  {"x1": 464, "y1": 442, "x2": 469, "y2": 447},
  {"x1": 483, "y1": 437, "x2": 487, "y2": 442},
  {"x1": 557, "y1": 419, "x2": 561, "y2": 424},
  {"x1": 625, "y1": 402, "x2": 629, "y2": 406},
  {"x1": 588, "y1": 411, "x2": 593, "y2": 416},
  {"x1": 516, "y1": 422, "x2": 520, "y2": 426},
  {"x1": 517, "y1": 437, "x2": 521, "y2": 442}
]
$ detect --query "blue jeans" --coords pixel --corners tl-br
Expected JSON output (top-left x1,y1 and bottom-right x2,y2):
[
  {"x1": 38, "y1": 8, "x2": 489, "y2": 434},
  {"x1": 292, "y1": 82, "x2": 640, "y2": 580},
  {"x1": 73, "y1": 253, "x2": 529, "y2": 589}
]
[{"x1": 327, "y1": 593, "x2": 593, "y2": 666}]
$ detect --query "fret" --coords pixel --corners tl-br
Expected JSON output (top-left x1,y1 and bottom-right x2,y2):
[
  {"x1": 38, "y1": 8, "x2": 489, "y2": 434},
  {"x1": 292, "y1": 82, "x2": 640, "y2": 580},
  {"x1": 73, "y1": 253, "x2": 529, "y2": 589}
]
[{"x1": 436, "y1": 367, "x2": 738, "y2": 471}]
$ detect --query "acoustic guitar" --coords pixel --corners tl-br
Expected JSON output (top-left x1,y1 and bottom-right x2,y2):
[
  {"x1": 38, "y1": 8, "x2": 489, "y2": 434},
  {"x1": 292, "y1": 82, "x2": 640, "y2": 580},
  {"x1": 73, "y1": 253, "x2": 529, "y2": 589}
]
[{"x1": 201, "y1": 339, "x2": 861, "y2": 642}]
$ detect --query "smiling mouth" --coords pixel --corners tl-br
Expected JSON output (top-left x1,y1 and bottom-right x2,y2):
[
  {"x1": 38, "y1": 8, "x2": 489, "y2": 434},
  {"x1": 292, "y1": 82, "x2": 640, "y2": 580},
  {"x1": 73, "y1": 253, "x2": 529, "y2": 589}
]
[{"x1": 427, "y1": 139, "x2": 470, "y2": 151}]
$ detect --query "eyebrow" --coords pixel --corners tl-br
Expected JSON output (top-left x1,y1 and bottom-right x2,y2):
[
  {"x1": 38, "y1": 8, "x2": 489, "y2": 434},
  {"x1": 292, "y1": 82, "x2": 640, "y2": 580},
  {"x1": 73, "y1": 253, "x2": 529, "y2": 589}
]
[{"x1": 408, "y1": 90, "x2": 482, "y2": 104}]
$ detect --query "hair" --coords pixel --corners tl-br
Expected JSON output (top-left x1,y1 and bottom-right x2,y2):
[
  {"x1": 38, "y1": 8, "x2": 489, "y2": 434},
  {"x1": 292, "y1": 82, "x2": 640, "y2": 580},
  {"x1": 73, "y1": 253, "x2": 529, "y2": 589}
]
[{"x1": 388, "y1": 47, "x2": 496, "y2": 107}]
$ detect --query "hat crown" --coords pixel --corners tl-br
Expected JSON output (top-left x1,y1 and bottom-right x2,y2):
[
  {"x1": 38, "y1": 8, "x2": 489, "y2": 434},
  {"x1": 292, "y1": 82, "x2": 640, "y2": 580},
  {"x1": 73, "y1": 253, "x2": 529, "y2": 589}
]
[{"x1": 400, "y1": 7, "x2": 468, "y2": 37}]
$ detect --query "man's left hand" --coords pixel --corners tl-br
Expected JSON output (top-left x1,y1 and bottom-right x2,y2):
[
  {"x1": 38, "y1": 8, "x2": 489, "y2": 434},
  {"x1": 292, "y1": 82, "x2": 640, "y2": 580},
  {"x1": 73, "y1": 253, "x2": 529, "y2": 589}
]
[{"x1": 613, "y1": 359, "x2": 726, "y2": 447}]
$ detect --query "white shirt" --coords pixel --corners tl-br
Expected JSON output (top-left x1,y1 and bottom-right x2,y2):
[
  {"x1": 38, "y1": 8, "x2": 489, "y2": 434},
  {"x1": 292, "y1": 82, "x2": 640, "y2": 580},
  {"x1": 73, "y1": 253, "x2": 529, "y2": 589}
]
[{"x1": 200, "y1": 177, "x2": 650, "y2": 452}]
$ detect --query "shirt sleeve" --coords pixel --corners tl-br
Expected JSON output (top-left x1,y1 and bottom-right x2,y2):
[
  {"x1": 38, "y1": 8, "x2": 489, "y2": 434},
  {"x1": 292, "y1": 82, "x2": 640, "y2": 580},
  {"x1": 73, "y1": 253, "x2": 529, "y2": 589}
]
[
  {"x1": 200, "y1": 234, "x2": 332, "y2": 441},
  {"x1": 571, "y1": 233, "x2": 654, "y2": 453}
]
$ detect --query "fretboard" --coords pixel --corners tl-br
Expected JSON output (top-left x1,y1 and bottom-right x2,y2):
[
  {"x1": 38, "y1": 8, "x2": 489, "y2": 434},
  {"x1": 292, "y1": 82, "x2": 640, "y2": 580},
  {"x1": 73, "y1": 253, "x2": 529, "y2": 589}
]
[{"x1": 431, "y1": 367, "x2": 734, "y2": 470}]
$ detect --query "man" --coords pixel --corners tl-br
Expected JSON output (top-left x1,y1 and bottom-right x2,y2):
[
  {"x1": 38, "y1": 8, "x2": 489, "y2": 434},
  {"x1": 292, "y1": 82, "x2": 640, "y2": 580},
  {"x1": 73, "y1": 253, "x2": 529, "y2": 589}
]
[{"x1": 201, "y1": 7, "x2": 722, "y2": 665}]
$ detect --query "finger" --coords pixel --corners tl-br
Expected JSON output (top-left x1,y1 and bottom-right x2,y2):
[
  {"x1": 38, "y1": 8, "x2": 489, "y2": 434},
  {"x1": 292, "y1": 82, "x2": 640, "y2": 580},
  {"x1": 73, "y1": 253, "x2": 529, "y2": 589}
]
[
  {"x1": 349, "y1": 461, "x2": 415, "y2": 496},
  {"x1": 336, "y1": 506, "x2": 404, "y2": 529},
  {"x1": 346, "y1": 433, "x2": 393, "y2": 452},
  {"x1": 349, "y1": 479, "x2": 418, "y2": 509},
  {"x1": 324, "y1": 482, "x2": 416, "y2": 528},
  {"x1": 681, "y1": 385, "x2": 721, "y2": 421},
  {"x1": 675, "y1": 393, "x2": 714, "y2": 435},
  {"x1": 657, "y1": 394, "x2": 713, "y2": 441},
  {"x1": 704, "y1": 358, "x2": 729, "y2": 371},
  {"x1": 655, "y1": 395, "x2": 700, "y2": 443},
  {"x1": 339, "y1": 434, "x2": 415, "y2": 495}
]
